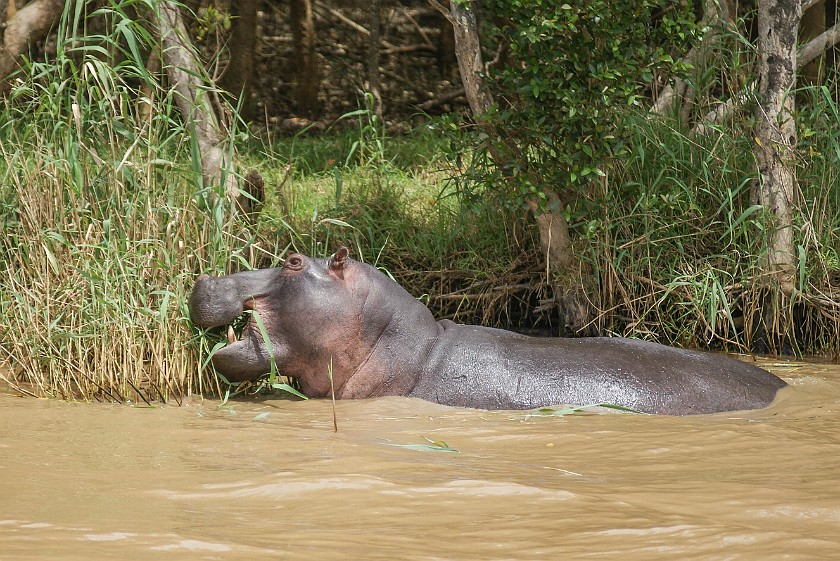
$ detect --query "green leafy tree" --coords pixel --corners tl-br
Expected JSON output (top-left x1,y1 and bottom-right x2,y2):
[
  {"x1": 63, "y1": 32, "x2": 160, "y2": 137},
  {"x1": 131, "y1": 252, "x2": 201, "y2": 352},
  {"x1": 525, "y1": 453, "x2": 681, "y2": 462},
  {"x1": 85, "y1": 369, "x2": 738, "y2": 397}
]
[{"x1": 448, "y1": 0, "x2": 698, "y2": 330}]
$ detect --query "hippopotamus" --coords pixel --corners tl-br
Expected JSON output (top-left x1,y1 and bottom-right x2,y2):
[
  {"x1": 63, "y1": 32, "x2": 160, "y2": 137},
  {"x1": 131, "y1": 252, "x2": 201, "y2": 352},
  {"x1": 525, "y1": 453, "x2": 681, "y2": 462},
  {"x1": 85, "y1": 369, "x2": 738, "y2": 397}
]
[{"x1": 188, "y1": 247, "x2": 786, "y2": 415}]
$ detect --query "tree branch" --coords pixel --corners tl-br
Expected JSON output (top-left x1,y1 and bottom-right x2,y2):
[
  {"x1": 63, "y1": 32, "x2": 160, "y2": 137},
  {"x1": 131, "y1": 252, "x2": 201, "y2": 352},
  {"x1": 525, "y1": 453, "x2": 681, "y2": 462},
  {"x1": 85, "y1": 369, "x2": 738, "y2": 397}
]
[
  {"x1": 695, "y1": 22, "x2": 840, "y2": 134},
  {"x1": 652, "y1": 0, "x2": 730, "y2": 118},
  {"x1": 313, "y1": 1, "x2": 397, "y2": 51},
  {"x1": 693, "y1": 86, "x2": 754, "y2": 135},
  {"x1": 448, "y1": 0, "x2": 492, "y2": 115},
  {"x1": 797, "y1": 22, "x2": 840, "y2": 67}
]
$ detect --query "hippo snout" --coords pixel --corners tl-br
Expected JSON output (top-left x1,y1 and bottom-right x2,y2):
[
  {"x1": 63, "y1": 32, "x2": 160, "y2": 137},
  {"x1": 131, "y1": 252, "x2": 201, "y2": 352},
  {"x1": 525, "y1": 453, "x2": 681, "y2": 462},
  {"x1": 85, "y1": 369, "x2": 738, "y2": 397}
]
[
  {"x1": 188, "y1": 274, "x2": 247, "y2": 328},
  {"x1": 188, "y1": 268, "x2": 282, "y2": 328}
]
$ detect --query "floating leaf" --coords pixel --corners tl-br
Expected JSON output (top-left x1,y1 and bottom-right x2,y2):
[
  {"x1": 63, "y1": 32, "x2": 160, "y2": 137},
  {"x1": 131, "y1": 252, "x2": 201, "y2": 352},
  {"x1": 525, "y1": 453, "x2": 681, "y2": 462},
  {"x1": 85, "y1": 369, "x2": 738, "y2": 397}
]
[
  {"x1": 387, "y1": 443, "x2": 459, "y2": 453},
  {"x1": 386, "y1": 435, "x2": 459, "y2": 453},
  {"x1": 529, "y1": 403, "x2": 645, "y2": 417}
]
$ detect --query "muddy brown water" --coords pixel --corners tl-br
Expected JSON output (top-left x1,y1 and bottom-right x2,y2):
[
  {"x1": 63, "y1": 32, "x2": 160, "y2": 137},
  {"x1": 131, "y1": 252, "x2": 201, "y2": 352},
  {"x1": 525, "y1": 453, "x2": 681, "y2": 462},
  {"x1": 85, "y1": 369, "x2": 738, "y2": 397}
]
[{"x1": 2, "y1": 358, "x2": 840, "y2": 560}]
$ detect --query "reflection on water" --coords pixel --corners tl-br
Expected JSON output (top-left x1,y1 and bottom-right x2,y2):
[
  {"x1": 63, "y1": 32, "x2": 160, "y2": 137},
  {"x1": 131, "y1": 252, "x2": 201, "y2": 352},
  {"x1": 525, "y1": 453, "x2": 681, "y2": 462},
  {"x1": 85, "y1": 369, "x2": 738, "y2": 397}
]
[{"x1": 2, "y1": 358, "x2": 840, "y2": 560}]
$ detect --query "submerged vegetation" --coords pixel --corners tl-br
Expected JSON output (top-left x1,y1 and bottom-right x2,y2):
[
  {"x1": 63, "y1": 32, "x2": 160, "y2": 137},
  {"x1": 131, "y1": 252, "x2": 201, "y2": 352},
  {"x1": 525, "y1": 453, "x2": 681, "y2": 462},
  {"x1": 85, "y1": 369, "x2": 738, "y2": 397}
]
[{"x1": 1, "y1": 1, "x2": 839, "y2": 402}]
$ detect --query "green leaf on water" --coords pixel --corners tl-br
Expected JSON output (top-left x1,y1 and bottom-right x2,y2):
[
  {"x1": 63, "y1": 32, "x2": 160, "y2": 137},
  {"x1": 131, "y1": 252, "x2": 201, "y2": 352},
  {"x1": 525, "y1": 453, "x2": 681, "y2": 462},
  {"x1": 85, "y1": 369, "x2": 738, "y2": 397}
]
[
  {"x1": 530, "y1": 403, "x2": 646, "y2": 417},
  {"x1": 598, "y1": 403, "x2": 646, "y2": 413},
  {"x1": 253, "y1": 411, "x2": 271, "y2": 420},
  {"x1": 387, "y1": 435, "x2": 459, "y2": 453}
]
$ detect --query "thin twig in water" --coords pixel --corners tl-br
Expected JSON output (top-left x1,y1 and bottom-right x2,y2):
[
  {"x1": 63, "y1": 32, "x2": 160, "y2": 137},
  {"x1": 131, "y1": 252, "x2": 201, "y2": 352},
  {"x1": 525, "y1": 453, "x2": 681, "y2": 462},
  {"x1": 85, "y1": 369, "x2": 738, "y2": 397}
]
[{"x1": 328, "y1": 358, "x2": 338, "y2": 432}]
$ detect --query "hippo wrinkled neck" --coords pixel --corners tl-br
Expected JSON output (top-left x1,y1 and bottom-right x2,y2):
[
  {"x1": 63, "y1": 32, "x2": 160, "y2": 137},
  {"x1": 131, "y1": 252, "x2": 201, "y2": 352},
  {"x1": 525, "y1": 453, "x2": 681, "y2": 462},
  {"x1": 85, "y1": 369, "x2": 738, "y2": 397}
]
[{"x1": 335, "y1": 262, "x2": 441, "y2": 399}]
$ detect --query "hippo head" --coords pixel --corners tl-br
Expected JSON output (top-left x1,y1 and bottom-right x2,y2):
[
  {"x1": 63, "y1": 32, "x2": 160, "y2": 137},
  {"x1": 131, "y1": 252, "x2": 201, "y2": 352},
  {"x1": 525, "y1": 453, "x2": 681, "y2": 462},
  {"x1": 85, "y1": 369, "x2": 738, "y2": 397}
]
[{"x1": 188, "y1": 247, "x2": 435, "y2": 398}]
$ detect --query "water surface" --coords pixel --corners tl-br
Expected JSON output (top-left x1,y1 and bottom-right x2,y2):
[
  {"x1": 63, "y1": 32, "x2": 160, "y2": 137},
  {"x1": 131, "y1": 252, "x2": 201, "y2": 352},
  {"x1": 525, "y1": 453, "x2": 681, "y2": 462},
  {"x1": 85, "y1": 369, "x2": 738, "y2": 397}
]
[{"x1": 2, "y1": 359, "x2": 839, "y2": 560}]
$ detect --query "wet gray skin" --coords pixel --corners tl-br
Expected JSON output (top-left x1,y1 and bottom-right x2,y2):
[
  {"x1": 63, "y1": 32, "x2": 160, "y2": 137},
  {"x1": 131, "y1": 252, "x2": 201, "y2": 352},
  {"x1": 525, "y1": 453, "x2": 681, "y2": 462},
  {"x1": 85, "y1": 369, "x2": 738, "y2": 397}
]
[{"x1": 189, "y1": 247, "x2": 787, "y2": 415}]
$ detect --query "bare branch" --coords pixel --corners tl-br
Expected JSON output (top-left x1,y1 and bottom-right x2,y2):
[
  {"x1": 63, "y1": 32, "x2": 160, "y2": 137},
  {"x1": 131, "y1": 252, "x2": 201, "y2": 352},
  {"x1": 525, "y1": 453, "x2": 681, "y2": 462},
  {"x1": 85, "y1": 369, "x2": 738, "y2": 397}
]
[
  {"x1": 798, "y1": 22, "x2": 840, "y2": 67},
  {"x1": 416, "y1": 87, "x2": 465, "y2": 111},
  {"x1": 652, "y1": 0, "x2": 730, "y2": 117},
  {"x1": 695, "y1": 22, "x2": 840, "y2": 134},
  {"x1": 313, "y1": 1, "x2": 397, "y2": 50},
  {"x1": 693, "y1": 85, "x2": 755, "y2": 135},
  {"x1": 427, "y1": 0, "x2": 453, "y2": 23}
]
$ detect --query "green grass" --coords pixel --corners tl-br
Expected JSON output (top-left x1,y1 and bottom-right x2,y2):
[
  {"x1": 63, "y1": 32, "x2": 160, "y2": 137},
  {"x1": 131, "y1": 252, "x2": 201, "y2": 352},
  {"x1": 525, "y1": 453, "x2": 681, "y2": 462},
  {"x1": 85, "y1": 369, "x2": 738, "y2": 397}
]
[{"x1": 0, "y1": 1, "x2": 241, "y2": 401}]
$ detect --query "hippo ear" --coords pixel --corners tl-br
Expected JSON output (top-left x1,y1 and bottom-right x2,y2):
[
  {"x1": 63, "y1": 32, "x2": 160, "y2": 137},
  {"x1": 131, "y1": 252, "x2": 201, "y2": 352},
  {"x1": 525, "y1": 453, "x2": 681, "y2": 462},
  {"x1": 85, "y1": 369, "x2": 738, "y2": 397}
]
[{"x1": 328, "y1": 246, "x2": 349, "y2": 279}]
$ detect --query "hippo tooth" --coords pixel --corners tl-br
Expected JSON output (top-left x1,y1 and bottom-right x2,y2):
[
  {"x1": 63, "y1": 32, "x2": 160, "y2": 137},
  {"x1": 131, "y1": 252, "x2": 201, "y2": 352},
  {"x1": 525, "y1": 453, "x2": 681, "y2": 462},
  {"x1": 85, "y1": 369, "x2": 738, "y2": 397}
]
[{"x1": 227, "y1": 325, "x2": 237, "y2": 343}]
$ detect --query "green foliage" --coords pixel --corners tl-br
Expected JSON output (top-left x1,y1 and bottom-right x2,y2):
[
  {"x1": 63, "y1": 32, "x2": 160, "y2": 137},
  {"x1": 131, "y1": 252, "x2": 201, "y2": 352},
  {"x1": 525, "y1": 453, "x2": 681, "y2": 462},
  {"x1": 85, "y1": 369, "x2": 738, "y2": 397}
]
[
  {"x1": 454, "y1": 0, "x2": 699, "y2": 210},
  {"x1": 435, "y1": 2, "x2": 839, "y2": 351},
  {"x1": 336, "y1": 92, "x2": 388, "y2": 168},
  {"x1": 0, "y1": 0, "x2": 249, "y2": 401},
  {"x1": 582, "y1": 92, "x2": 840, "y2": 351},
  {"x1": 195, "y1": 4, "x2": 232, "y2": 42},
  {"x1": 386, "y1": 436, "x2": 459, "y2": 453},
  {"x1": 530, "y1": 404, "x2": 645, "y2": 416},
  {"x1": 3, "y1": 0, "x2": 839, "y2": 405}
]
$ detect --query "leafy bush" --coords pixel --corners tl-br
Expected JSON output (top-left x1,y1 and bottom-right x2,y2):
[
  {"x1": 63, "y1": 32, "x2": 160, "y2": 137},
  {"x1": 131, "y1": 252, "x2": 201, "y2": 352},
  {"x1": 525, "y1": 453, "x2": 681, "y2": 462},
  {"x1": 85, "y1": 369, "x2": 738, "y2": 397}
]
[{"x1": 454, "y1": 0, "x2": 699, "y2": 213}]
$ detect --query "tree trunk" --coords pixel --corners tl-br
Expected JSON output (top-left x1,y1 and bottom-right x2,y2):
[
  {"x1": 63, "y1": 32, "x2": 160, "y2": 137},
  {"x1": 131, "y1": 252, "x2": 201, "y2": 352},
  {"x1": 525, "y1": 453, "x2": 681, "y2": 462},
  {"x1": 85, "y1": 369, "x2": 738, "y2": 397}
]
[
  {"x1": 219, "y1": 0, "x2": 258, "y2": 121},
  {"x1": 652, "y1": 0, "x2": 734, "y2": 120},
  {"x1": 534, "y1": 208, "x2": 573, "y2": 271},
  {"x1": 153, "y1": 1, "x2": 238, "y2": 200},
  {"x1": 366, "y1": 0, "x2": 383, "y2": 121},
  {"x1": 290, "y1": 0, "x2": 320, "y2": 118},
  {"x1": 448, "y1": 0, "x2": 492, "y2": 115},
  {"x1": 0, "y1": 0, "x2": 64, "y2": 95},
  {"x1": 754, "y1": 0, "x2": 801, "y2": 292},
  {"x1": 436, "y1": 6, "x2": 458, "y2": 83},
  {"x1": 1, "y1": 0, "x2": 11, "y2": 31},
  {"x1": 448, "y1": 1, "x2": 574, "y2": 272},
  {"x1": 447, "y1": 0, "x2": 588, "y2": 332}
]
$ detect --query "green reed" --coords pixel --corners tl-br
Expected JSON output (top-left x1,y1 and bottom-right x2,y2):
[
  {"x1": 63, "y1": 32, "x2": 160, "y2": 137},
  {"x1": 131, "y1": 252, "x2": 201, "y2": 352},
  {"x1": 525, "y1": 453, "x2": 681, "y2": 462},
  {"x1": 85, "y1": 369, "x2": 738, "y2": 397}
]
[
  {"x1": 584, "y1": 89, "x2": 840, "y2": 354},
  {"x1": 0, "y1": 1, "x2": 249, "y2": 401}
]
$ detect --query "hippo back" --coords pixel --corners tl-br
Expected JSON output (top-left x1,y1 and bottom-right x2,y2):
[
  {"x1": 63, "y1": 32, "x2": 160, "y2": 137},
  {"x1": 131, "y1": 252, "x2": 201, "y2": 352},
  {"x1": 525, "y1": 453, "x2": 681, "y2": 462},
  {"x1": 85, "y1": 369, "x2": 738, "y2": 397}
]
[{"x1": 411, "y1": 321, "x2": 786, "y2": 415}]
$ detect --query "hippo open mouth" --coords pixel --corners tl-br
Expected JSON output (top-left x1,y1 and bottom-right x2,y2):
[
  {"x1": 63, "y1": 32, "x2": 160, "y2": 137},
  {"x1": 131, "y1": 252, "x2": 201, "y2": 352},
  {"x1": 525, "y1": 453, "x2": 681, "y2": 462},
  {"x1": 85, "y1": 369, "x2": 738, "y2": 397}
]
[
  {"x1": 212, "y1": 303, "x2": 273, "y2": 382},
  {"x1": 188, "y1": 270, "x2": 279, "y2": 381}
]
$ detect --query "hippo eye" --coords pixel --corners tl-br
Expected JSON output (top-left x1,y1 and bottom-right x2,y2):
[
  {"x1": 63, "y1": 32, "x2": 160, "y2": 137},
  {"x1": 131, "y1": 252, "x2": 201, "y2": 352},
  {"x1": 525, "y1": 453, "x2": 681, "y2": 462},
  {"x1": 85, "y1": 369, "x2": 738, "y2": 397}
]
[{"x1": 285, "y1": 255, "x2": 304, "y2": 270}]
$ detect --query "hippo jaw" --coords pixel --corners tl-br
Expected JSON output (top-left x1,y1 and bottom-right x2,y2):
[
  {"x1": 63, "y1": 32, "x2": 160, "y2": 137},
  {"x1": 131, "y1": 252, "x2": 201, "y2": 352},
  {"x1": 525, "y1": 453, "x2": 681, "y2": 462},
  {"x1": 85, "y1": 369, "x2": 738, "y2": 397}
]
[
  {"x1": 211, "y1": 306, "x2": 274, "y2": 382},
  {"x1": 189, "y1": 270, "x2": 281, "y2": 382}
]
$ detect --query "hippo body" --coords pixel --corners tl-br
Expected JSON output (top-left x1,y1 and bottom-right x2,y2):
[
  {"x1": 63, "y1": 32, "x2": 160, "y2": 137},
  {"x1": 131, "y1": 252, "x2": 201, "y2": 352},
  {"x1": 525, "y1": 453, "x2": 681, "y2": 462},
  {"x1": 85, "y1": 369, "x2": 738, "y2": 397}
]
[{"x1": 189, "y1": 248, "x2": 786, "y2": 415}]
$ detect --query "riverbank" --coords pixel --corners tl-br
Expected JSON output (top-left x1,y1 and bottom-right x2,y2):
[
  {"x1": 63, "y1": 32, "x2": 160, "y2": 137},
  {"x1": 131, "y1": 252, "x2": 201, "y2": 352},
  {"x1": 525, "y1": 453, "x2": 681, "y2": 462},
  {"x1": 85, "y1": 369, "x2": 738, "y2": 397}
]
[{"x1": 2, "y1": 118, "x2": 840, "y2": 402}]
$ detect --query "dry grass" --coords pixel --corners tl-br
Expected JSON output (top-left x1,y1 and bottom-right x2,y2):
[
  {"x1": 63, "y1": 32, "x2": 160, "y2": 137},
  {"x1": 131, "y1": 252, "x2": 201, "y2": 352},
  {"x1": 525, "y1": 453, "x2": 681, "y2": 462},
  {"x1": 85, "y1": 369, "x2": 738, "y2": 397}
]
[{"x1": 0, "y1": 122, "x2": 242, "y2": 402}]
